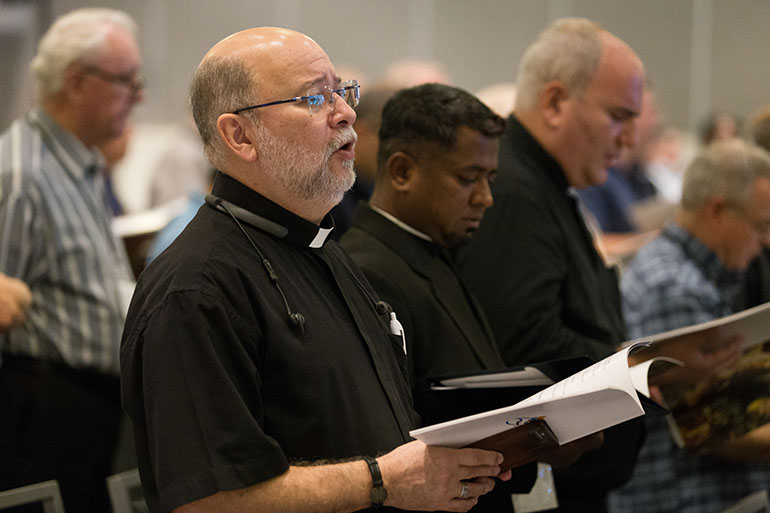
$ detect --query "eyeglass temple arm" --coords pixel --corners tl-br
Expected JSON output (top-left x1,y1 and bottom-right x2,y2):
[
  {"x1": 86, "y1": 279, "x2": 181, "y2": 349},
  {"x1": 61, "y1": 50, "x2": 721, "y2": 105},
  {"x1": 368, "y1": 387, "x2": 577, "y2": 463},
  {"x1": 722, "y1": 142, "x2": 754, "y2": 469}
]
[{"x1": 232, "y1": 97, "x2": 305, "y2": 115}]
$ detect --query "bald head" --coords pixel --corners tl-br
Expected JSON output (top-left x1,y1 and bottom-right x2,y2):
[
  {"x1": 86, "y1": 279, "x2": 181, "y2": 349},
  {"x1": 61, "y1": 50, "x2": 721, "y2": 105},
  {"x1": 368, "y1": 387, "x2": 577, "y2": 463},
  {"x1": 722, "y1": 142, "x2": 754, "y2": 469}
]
[
  {"x1": 190, "y1": 28, "x2": 333, "y2": 167},
  {"x1": 204, "y1": 27, "x2": 322, "y2": 70},
  {"x1": 189, "y1": 27, "x2": 358, "y2": 223}
]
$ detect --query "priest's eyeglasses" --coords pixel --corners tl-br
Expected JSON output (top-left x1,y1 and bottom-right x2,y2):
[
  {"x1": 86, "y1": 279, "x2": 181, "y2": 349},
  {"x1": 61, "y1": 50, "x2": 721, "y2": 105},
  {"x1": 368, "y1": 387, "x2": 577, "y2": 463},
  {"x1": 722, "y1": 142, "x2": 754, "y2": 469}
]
[{"x1": 232, "y1": 79, "x2": 360, "y2": 115}]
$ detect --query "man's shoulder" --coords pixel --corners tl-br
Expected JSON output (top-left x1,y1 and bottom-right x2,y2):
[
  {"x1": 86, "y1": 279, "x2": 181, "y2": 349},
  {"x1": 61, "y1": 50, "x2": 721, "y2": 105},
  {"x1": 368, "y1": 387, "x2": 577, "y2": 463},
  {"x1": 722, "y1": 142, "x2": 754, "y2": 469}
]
[
  {"x1": 0, "y1": 117, "x2": 44, "y2": 181},
  {"x1": 626, "y1": 235, "x2": 686, "y2": 279},
  {"x1": 341, "y1": 223, "x2": 412, "y2": 280},
  {"x1": 492, "y1": 137, "x2": 564, "y2": 222},
  {"x1": 341, "y1": 207, "x2": 401, "y2": 260},
  {"x1": 136, "y1": 212, "x2": 242, "y2": 305},
  {"x1": 496, "y1": 121, "x2": 559, "y2": 192},
  {"x1": 496, "y1": 143, "x2": 542, "y2": 192},
  {"x1": 340, "y1": 218, "x2": 429, "y2": 309},
  {"x1": 622, "y1": 233, "x2": 705, "y2": 300}
]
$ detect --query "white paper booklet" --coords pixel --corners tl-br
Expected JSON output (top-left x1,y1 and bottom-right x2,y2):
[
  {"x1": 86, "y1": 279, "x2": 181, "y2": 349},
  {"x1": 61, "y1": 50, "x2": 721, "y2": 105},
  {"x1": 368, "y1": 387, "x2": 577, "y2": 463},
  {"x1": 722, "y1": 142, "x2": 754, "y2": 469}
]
[{"x1": 411, "y1": 342, "x2": 677, "y2": 447}]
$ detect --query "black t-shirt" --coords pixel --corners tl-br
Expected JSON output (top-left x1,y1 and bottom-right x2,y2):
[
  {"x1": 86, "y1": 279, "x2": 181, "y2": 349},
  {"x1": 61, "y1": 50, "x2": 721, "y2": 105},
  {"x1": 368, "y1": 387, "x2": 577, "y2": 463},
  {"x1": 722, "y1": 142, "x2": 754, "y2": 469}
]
[{"x1": 121, "y1": 174, "x2": 415, "y2": 512}]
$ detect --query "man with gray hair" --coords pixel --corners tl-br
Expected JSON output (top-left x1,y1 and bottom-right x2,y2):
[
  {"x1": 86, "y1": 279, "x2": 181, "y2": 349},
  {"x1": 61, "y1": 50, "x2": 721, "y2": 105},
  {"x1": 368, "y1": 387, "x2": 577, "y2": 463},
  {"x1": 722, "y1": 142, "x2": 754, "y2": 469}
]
[
  {"x1": 0, "y1": 8, "x2": 142, "y2": 511},
  {"x1": 611, "y1": 139, "x2": 770, "y2": 513},
  {"x1": 122, "y1": 27, "x2": 510, "y2": 513},
  {"x1": 460, "y1": 18, "x2": 646, "y2": 511}
]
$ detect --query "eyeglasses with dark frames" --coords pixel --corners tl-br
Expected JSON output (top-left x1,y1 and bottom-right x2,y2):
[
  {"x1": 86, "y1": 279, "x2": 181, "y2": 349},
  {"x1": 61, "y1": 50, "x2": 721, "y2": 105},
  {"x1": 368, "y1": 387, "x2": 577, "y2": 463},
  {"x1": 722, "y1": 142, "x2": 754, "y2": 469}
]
[
  {"x1": 231, "y1": 79, "x2": 360, "y2": 115},
  {"x1": 81, "y1": 65, "x2": 145, "y2": 95}
]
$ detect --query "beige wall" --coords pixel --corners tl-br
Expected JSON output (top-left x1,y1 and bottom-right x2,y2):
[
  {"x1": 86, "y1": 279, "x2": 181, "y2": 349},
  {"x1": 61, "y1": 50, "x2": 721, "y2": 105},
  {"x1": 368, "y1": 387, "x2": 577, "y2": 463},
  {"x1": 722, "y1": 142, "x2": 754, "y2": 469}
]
[{"x1": 2, "y1": 0, "x2": 769, "y2": 133}]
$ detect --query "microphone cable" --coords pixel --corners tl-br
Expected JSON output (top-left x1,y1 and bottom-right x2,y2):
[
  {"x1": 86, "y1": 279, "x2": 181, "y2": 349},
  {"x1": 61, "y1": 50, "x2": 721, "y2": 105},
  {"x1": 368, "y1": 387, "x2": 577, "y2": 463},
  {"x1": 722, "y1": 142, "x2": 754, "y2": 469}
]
[{"x1": 214, "y1": 198, "x2": 306, "y2": 334}]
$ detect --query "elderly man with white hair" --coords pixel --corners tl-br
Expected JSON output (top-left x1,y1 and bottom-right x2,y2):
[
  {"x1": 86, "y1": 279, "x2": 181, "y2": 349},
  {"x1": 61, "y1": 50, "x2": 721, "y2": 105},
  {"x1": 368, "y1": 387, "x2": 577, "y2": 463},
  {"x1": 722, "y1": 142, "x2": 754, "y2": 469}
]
[{"x1": 0, "y1": 8, "x2": 142, "y2": 511}]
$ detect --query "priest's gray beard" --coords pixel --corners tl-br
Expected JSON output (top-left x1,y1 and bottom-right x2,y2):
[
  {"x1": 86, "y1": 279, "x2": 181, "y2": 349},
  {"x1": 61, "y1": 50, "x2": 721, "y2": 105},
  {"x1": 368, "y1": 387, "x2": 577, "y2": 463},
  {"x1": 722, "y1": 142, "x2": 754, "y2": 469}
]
[{"x1": 255, "y1": 124, "x2": 357, "y2": 206}]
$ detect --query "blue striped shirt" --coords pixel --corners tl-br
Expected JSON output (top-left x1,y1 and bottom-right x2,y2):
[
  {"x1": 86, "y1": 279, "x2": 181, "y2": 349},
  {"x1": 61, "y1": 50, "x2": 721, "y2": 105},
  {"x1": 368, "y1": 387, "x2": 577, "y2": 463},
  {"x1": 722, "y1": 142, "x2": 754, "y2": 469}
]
[
  {"x1": 609, "y1": 222, "x2": 770, "y2": 513},
  {"x1": 0, "y1": 110, "x2": 134, "y2": 375}
]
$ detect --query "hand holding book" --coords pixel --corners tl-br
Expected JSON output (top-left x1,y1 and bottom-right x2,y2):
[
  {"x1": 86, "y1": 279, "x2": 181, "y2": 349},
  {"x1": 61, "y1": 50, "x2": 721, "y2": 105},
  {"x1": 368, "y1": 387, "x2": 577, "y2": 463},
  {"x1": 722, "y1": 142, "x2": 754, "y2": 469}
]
[
  {"x1": 625, "y1": 301, "x2": 770, "y2": 452},
  {"x1": 411, "y1": 343, "x2": 675, "y2": 469}
]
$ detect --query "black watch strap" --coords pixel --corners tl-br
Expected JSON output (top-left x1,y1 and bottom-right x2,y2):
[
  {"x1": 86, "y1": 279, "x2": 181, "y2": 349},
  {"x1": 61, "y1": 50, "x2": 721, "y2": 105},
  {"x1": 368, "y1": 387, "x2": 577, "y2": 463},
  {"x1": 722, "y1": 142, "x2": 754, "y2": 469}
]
[{"x1": 363, "y1": 456, "x2": 388, "y2": 509}]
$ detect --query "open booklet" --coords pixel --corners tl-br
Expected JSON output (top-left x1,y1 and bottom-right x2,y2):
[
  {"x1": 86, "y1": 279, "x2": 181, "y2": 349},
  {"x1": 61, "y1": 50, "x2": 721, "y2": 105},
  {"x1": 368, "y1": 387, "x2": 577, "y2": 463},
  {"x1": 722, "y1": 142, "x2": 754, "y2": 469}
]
[
  {"x1": 410, "y1": 342, "x2": 676, "y2": 470},
  {"x1": 632, "y1": 300, "x2": 770, "y2": 450}
]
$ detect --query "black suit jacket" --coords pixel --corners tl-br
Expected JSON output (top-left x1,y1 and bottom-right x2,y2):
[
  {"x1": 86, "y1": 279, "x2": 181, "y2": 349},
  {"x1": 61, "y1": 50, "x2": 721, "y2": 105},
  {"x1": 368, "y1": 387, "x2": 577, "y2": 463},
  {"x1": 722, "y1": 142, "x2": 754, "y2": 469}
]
[
  {"x1": 341, "y1": 205, "x2": 503, "y2": 388},
  {"x1": 461, "y1": 115, "x2": 626, "y2": 366},
  {"x1": 460, "y1": 116, "x2": 643, "y2": 511},
  {"x1": 340, "y1": 205, "x2": 536, "y2": 508}
]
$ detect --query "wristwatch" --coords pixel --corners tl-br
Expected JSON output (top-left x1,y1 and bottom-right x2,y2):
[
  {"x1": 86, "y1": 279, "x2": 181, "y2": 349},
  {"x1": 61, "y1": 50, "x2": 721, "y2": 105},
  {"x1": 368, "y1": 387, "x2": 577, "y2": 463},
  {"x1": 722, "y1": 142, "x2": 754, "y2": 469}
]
[{"x1": 363, "y1": 456, "x2": 388, "y2": 509}]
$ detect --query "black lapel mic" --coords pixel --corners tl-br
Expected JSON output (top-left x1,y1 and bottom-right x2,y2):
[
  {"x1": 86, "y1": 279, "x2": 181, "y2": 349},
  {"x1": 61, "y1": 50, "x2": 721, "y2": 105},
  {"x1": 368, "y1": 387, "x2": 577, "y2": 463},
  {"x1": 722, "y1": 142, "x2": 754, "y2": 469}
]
[{"x1": 206, "y1": 194, "x2": 305, "y2": 334}]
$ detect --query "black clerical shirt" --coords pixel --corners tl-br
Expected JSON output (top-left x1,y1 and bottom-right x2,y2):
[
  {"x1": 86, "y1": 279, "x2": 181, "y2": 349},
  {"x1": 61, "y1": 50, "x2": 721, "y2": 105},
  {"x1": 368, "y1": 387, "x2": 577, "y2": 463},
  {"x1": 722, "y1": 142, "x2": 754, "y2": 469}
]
[{"x1": 121, "y1": 173, "x2": 414, "y2": 513}]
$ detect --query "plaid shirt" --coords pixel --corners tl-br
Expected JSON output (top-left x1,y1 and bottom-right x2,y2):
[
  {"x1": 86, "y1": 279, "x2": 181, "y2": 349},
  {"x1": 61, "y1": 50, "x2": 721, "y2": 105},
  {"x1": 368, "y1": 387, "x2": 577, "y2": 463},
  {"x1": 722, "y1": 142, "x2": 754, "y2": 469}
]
[
  {"x1": 609, "y1": 223, "x2": 770, "y2": 513},
  {"x1": 0, "y1": 110, "x2": 134, "y2": 375}
]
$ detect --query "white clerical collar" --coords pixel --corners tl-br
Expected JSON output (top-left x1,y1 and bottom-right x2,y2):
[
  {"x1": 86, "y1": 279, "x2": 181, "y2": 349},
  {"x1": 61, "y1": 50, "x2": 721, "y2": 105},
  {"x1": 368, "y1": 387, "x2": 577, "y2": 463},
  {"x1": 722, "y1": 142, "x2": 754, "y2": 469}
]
[
  {"x1": 370, "y1": 205, "x2": 433, "y2": 242},
  {"x1": 309, "y1": 226, "x2": 334, "y2": 248}
]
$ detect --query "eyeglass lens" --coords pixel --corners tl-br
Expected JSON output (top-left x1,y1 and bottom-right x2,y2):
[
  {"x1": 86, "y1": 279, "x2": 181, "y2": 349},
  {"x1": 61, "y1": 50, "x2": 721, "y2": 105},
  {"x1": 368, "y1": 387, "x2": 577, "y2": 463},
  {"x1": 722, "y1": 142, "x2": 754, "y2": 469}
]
[{"x1": 309, "y1": 81, "x2": 359, "y2": 113}]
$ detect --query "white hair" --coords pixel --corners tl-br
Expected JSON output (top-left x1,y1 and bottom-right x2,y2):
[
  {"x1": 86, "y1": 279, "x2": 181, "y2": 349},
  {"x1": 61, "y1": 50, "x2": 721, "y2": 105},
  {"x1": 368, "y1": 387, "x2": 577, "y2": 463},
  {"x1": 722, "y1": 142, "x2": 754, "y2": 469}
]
[
  {"x1": 514, "y1": 18, "x2": 603, "y2": 111},
  {"x1": 31, "y1": 8, "x2": 137, "y2": 100},
  {"x1": 681, "y1": 139, "x2": 770, "y2": 211}
]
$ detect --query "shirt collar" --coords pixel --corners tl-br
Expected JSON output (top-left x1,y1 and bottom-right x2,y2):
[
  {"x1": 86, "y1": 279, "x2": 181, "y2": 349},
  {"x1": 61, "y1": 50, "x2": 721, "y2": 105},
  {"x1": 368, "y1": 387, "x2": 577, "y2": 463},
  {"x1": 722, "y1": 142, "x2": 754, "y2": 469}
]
[
  {"x1": 210, "y1": 172, "x2": 335, "y2": 249},
  {"x1": 506, "y1": 114, "x2": 570, "y2": 193},
  {"x1": 369, "y1": 205, "x2": 434, "y2": 242},
  {"x1": 662, "y1": 222, "x2": 743, "y2": 292},
  {"x1": 29, "y1": 109, "x2": 104, "y2": 180}
]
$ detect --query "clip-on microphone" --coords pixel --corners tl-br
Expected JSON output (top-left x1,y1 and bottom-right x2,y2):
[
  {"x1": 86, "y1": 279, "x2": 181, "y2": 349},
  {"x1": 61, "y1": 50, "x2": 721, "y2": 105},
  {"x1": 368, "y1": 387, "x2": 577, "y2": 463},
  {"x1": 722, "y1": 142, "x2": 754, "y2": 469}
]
[
  {"x1": 207, "y1": 195, "x2": 305, "y2": 335},
  {"x1": 207, "y1": 194, "x2": 405, "y2": 348}
]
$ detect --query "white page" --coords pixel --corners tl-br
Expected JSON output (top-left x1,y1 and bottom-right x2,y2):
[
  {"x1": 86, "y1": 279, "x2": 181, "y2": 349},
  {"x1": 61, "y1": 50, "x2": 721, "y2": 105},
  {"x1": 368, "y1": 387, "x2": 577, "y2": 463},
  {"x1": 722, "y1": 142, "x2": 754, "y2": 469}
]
[
  {"x1": 411, "y1": 343, "x2": 652, "y2": 446},
  {"x1": 517, "y1": 344, "x2": 641, "y2": 407},
  {"x1": 411, "y1": 387, "x2": 640, "y2": 446}
]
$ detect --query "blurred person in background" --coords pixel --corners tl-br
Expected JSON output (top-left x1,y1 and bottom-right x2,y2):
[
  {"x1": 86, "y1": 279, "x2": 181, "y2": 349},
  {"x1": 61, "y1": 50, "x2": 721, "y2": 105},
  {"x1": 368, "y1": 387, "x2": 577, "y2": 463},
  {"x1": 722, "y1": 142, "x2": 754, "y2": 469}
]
[
  {"x1": 98, "y1": 120, "x2": 134, "y2": 217},
  {"x1": 147, "y1": 119, "x2": 211, "y2": 209},
  {"x1": 460, "y1": 18, "x2": 647, "y2": 511},
  {"x1": 0, "y1": 8, "x2": 142, "y2": 511},
  {"x1": 700, "y1": 111, "x2": 740, "y2": 146},
  {"x1": 611, "y1": 139, "x2": 770, "y2": 513},
  {"x1": 383, "y1": 58, "x2": 452, "y2": 88}
]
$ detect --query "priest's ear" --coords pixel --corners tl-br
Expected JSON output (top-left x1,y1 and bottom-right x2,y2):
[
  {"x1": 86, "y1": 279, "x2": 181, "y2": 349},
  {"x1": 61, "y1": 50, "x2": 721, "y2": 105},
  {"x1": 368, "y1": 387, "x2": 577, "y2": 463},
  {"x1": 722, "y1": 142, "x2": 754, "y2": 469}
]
[
  {"x1": 384, "y1": 151, "x2": 420, "y2": 192},
  {"x1": 216, "y1": 113, "x2": 258, "y2": 163},
  {"x1": 539, "y1": 80, "x2": 571, "y2": 129}
]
